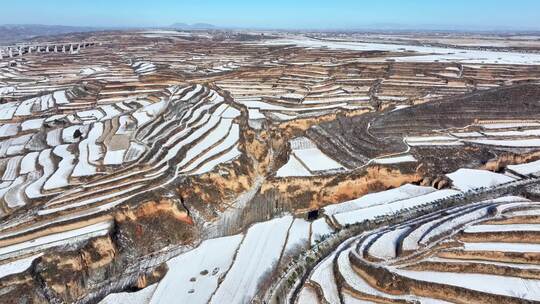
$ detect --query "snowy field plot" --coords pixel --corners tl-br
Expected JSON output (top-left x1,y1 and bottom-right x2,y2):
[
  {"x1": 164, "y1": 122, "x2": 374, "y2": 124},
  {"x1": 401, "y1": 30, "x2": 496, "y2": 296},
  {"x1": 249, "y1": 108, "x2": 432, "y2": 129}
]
[
  {"x1": 0, "y1": 253, "x2": 42, "y2": 279},
  {"x1": 282, "y1": 218, "x2": 311, "y2": 258},
  {"x1": 99, "y1": 284, "x2": 157, "y2": 304},
  {"x1": 149, "y1": 235, "x2": 243, "y2": 304},
  {"x1": 465, "y1": 138, "x2": 540, "y2": 147},
  {"x1": 209, "y1": 216, "x2": 293, "y2": 303},
  {"x1": 324, "y1": 184, "x2": 436, "y2": 216},
  {"x1": 131, "y1": 61, "x2": 157, "y2": 75},
  {"x1": 332, "y1": 189, "x2": 460, "y2": 227},
  {"x1": 310, "y1": 218, "x2": 335, "y2": 245},
  {"x1": 394, "y1": 269, "x2": 540, "y2": 302},
  {"x1": 507, "y1": 159, "x2": 540, "y2": 176},
  {"x1": 373, "y1": 154, "x2": 416, "y2": 164},
  {"x1": 294, "y1": 148, "x2": 345, "y2": 172},
  {"x1": 0, "y1": 221, "x2": 112, "y2": 260},
  {"x1": 446, "y1": 168, "x2": 515, "y2": 191},
  {"x1": 308, "y1": 249, "x2": 342, "y2": 304},
  {"x1": 277, "y1": 137, "x2": 345, "y2": 177},
  {"x1": 405, "y1": 121, "x2": 540, "y2": 149},
  {"x1": 478, "y1": 122, "x2": 540, "y2": 129},
  {"x1": 276, "y1": 155, "x2": 313, "y2": 177},
  {"x1": 405, "y1": 136, "x2": 462, "y2": 146}
]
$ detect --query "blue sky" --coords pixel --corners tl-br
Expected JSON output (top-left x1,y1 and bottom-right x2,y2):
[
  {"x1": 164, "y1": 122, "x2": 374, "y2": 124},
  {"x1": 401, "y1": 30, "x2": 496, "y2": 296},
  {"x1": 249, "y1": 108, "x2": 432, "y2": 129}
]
[{"x1": 4, "y1": 0, "x2": 540, "y2": 30}]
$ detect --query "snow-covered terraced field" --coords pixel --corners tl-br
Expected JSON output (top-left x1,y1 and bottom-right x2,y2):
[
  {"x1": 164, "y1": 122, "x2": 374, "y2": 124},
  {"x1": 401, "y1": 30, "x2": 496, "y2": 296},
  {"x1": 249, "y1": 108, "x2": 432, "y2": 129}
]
[
  {"x1": 446, "y1": 168, "x2": 515, "y2": 191},
  {"x1": 0, "y1": 83, "x2": 245, "y2": 263},
  {"x1": 296, "y1": 193, "x2": 540, "y2": 303},
  {"x1": 215, "y1": 67, "x2": 373, "y2": 124},
  {"x1": 276, "y1": 137, "x2": 346, "y2": 177},
  {"x1": 403, "y1": 121, "x2": 540, "y2": 149},
  {"x1": 100, "y1": 160, "x2": 540, "y2": 304},
  {"x1": 3, "y1": 30, "x2": 540, "y2": 304},
  {"x1": 99, "y1": 215, "x2": 338, "y2": 304}
]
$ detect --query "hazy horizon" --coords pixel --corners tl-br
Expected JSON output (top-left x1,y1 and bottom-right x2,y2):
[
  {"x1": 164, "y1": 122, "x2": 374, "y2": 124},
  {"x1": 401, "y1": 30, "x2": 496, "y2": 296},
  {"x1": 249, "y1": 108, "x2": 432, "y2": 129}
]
[{"x1": 3, "y1": 0, "x2": 540, "y2": 31}]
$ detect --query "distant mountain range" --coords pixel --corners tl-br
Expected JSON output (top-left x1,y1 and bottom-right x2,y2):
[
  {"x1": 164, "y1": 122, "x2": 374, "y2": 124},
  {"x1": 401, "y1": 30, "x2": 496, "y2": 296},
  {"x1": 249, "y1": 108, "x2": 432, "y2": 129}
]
[
  {"x1": 169, "y1": 23, "x2": 218, "y2": 30},
  {"x1": 0, "y1": 24, "x2": 100, "y2": 44},
  {"x1": 1, "y1": 23, "x2": 538, "y2": 45},
  {"x1": 0, "y1": 23, "x2": 222, "y2": 44}
]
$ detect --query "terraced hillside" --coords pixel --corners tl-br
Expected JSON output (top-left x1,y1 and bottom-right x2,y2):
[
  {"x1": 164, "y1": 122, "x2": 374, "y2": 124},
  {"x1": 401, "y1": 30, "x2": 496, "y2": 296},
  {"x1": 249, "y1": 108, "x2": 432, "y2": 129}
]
[
  {"x1": 296, "y1": 195, "x2": 540, "y2": 303},
  {"x1": 1, "y1": 30, "x2": 540, "y2": 303}
]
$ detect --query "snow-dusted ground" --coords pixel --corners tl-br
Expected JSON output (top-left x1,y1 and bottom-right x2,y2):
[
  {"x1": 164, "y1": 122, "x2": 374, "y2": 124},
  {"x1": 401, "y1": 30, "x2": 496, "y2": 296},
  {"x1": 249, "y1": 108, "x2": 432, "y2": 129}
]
[
  {"x1": 21, "y1": 118, "x2": 45, "y2": 131},
  {"x1": 310, "y1": 218, "x2": 334, "y2": 245},
  {"x1": 463, "y1": 242, "x2": 540, "y2": 253},
  {"x1": 427, "y1": 256, "x2": 540, "y2": 271},
  {"x1": 80, "y1": 67, "x2": 107, "y2": 76},
  {"x1": 398, "y1": 197, "x2": 520, "y2": 252},
  {"x1": 0, "y1": 221, "x2": 112, "y2": 259},
  {"x1": 296, "y1": 285, "x2": 320, "y2": 304},
  {"x1": 451, "y1": 131, "x2": 483, "y2": 138},
  {"x1": 99, "y1": 284, "x2": 157, "y2": 304},
  {"x1": 294, "y1": 148, "x2": 345, "y2": 172},
  {"x1": 336, "y1": 246, "x2": 447, "y2": 304},
  {"x1": 248, "y1": 108, "x2": 266, "y2": 120},
  {"x1": 309, "y1": 249, "x2": 341, "y2": 304},
  {"x1": 209, "y1": 216, "x2": 293, "y2": 303},
  {"x1": 405, "y1": 136, "x2": 462, "y2": 146},
  {"x1": 237, "y1": 99, "x2": 350, "y2": 112},
  {"x1": 0, "y1": 253, "x2": 42, "y2": 279},
  {"x1": 465, "y1": 223, "x2": 540, "y2": 233},
  {"x1": 446, "y1": 168, "x2": 515, "y2": 191},
  {"x1": 132, "y1": 61, "x2": 157, "y2": 75},
  {"x1": 276, "y1": 137, "x2": 345, "y2": 177},
  {"x1": 260, "y1": 37, "x2": 540, "y2": 65},
  {"x1": 507, "y1": 159, "x2": 540, "y2": 176},
  {"x1": 324, "y1": 184, "x2": 436, "y2": 216},
  {"x1": 0, "y1": 86, "x2": 15, "y2": 96},
  {"x1": 282, "y1": 218, "x2": 311, "y2": 257},
  {"x1": 43, "y1": 145, "x2": 76, "y2": 190},
  {"x1": 276, "y1": 155, "x2": 313, "y2": 177},
  {"x1": 373, "y1": 154, "x2": 417, "y2": 164},
  {"x1": 483, "y1": 129, "x2": 540, "y2": 137},
  {"x1": 333, "y1": 189, "x2": 460, "y2": 226},
  {"x1": 479, "y1": 122, "x2": 540, "y2": 129},
  {"x1": 192, "y1": 145, "x2": 241, "y2": 175},
  {"x1": 465, "y1": 138, "x2": 540, "y2": 147},
  {"x1": 181, "y1": 124, "x2": 240, "y2": 173},
  {"x1": 418, "y1": 205, "x2": 491, "y2": 247},
  {"x1": 149, "y1": 235, "x2": 243, "y2": 304},
  {"x1": 93, "y1": 162, "x2": 534, "y2": 303},
  {"x1": 53, "y1": 90, "x2": 70, "y2": 105},
  {"x1": 394, "y1": 269, "x2": 540, "y2": 301},
  {"x1": 368, "y1": 227, "x2": 408, "y2": 260}
]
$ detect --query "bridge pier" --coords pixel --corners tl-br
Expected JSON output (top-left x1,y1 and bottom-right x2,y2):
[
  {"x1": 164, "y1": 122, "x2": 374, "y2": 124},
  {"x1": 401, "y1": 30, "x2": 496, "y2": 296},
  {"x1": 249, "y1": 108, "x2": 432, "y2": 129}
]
[{"x1": 0, "y1": 41, "x2": 95, "y2": 60}]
